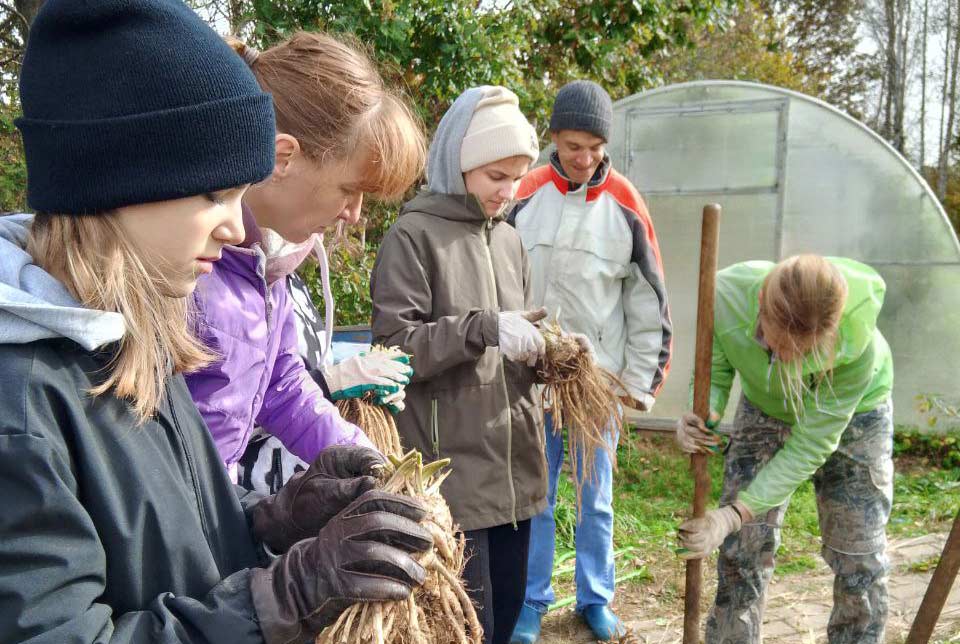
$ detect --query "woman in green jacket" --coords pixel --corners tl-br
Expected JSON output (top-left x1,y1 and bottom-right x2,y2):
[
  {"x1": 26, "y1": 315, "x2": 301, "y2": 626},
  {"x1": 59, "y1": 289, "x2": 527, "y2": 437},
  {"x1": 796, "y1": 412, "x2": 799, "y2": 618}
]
[{"x1": 676, "y1": 254, "x2": 893, "y2": 644}]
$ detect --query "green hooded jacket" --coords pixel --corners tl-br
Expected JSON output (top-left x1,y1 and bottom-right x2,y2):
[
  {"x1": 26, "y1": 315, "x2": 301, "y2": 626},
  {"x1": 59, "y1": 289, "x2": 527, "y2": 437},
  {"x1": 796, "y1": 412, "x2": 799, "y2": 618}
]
[{"x1": 708, "y1": 258, "x2": 893, "y2": 515}]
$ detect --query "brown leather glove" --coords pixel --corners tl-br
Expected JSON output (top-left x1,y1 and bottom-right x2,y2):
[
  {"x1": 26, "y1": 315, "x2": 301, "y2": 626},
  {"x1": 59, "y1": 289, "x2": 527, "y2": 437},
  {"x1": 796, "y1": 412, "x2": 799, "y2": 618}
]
[
  {"x1": 250, "y1": 489, "x2": 433, "y2": 644},
  {"x1": 251, "y1": 445, "x2": 386, "y2": 553}
]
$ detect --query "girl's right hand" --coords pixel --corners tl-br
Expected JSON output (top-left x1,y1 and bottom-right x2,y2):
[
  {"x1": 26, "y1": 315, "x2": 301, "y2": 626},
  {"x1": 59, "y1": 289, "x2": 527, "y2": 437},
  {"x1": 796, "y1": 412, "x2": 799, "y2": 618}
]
[{"x1": 675, "y1": 411, "x2": 722, "y2": 454}]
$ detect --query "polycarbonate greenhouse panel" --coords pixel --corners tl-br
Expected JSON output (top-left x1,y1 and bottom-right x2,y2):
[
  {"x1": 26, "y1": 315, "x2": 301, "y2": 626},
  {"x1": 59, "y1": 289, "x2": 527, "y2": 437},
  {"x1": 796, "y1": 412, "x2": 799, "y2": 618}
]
[
  {"x1": 873, "y1": 264, "x2": 960, "y2": 416},
  {"x1": 781, "y1": 100, "x2": 958, "y2": 263},
  {"x1": 612, "y1": 81, "x2": 960, "y2": 430},
  {"x1": 647, "y1": 193, "x2": 778, "y2": 427},
  {"x1": 624, "y1": 101, "x2": 782, "y2": 195}
]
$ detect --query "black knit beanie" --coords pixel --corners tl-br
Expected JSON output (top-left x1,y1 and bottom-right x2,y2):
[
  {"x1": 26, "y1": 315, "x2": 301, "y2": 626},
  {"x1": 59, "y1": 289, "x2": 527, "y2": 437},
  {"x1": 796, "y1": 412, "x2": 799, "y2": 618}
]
[
  {"x1": 16, "y1": 0, "x2": 276, "y2": 215},
  {"x1": 549, "y1": 80, "x2": 613, "y2": 142}
]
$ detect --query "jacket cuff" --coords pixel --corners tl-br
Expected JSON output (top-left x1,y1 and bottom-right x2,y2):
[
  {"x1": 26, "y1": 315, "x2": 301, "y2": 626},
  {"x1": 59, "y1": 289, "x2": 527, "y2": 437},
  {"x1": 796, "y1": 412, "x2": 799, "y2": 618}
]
[
  {"x1": 733, "y1": 493, "x2": 765, "y2": 520},
  {"x1": 481, "y1": 309, "x2": 500, "y2": 347},
  {"x1": 250, "y1": 564, "x2": 304, "y2": 644},
  {"x1": 730, "y1": 499, "x2": 755, "y2": 524}
]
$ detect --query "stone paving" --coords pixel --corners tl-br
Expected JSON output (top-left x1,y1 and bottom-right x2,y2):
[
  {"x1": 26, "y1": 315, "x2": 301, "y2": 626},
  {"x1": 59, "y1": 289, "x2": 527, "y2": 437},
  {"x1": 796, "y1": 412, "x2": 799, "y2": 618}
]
[{"x1": 539, "y1": 533, "x2": 960, "y2": 643}]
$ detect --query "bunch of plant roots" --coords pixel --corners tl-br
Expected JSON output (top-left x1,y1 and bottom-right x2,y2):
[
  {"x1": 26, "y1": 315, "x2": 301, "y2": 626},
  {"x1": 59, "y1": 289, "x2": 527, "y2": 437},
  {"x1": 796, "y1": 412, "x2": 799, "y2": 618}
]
[
  {"x1": 538, "y1": 322, "x2": 625, "y2": 506},
  {"x1": 316, "y1": 450, "x2": 482, "y2": 644},
  {"x1": 335, "y1": 346, "x2": 409, "y2": 456}
]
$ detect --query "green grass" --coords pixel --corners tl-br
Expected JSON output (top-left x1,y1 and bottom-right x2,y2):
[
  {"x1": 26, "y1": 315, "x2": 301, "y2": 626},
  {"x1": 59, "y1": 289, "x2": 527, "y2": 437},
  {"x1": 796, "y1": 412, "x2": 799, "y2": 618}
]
[
  {"x1": 549, "y1": 430, "x2": 959, "y2": 596},
  {"x1": 908, "y1": 555, "x2": 941, "y2": 573}
]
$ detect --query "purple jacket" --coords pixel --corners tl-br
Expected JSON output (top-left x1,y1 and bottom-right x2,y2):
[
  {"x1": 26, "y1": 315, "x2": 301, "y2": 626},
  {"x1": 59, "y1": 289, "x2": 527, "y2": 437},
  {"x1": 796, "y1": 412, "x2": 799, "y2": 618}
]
[{"x1": 185, "y1": 213, "x2": 371, "y2": 479}]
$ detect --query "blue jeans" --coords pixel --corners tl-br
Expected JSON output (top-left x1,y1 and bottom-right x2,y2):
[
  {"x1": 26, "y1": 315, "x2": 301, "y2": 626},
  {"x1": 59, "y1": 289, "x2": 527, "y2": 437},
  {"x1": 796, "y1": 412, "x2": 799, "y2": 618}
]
[{"x1": 524, "y1": 412, "x2": 617, "y2": 613}]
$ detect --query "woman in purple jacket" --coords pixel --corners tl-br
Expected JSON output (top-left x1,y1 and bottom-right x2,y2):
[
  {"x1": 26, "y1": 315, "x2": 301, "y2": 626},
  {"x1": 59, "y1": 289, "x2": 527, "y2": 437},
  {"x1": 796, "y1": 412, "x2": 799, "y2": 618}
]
[{"x1": 184, "y1": 32, "x2": 426, "y2": 481}]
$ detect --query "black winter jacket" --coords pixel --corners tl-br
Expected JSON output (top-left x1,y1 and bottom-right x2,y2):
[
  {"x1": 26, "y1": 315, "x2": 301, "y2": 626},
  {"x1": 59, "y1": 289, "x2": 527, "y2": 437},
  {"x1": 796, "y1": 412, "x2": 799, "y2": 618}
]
[{"x1": 0, "y1": 338, "x2": 269, "y2": 643}]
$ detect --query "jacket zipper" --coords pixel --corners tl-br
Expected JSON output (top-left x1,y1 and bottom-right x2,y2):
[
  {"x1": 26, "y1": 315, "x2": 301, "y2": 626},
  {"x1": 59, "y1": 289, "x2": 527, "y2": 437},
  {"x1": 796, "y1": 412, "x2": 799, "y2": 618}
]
[
  {"x1": 164, "y1": 381, "x2": 216, "y2": 561},
  {"x1": 482, "y1": 220, "x2": 518, "y2": 529},
  {"x1": 431, "y1": 398, "x2": 440, "y2": 457}
]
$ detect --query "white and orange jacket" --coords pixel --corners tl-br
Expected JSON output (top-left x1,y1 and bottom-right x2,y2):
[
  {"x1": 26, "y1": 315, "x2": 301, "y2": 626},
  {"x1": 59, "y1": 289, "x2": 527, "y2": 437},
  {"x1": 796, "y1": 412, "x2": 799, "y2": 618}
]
[{"x1": 508, "y1": 154, "x2": 672, "y2": 407}]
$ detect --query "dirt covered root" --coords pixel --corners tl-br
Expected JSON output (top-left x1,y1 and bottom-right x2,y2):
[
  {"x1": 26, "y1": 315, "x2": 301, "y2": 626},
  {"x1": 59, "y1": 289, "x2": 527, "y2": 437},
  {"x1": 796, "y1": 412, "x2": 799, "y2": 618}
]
[
  {"x1": 334, "y1": 346, "x2": 409, "y2": 456},
  {"x1": 538, "y1": 322, "x2": 625, "y2": 509},
  {"x1": 316, "y1": 450, "x2": 482, "y2": 644}
]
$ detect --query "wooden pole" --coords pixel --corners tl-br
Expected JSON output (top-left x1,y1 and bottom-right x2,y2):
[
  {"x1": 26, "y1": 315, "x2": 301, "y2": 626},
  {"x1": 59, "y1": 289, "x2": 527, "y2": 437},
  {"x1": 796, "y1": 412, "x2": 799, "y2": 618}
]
[
  {"x1": 906, "y1": 506, "x2": 960, "y2": 643},
  {"x1": 683, "y1": 204, "x2": 721, "y2": 644}
]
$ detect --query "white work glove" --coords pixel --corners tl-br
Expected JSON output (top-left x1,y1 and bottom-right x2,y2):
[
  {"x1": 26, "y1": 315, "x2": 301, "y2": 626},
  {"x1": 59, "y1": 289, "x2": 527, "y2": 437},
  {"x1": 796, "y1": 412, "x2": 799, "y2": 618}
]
[
  {"x1": 565, "y1": 332, "x2": 595, "y2": 361},
  {"x1": 380, "y1": 388, "x2": 406, "y2": 414},
  {"x1": 325, "y1": 352, "x2": 413, "y2": 414},
  {"x1": 498, "y1": 307, "x2": 547, "y2": 366},
  {"x1": 678, "y1": 503, "x2": 753, "y2": 559},
  {"x1": 675, "y1": 411, "x2": 722, "y2": 454}
]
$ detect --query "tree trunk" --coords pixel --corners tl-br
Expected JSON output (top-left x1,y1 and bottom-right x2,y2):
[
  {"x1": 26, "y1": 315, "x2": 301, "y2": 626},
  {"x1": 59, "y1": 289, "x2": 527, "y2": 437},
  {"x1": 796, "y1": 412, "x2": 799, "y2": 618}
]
[
  {"x1": 228, "y1": 0, "x2": 245, "y2": 34},
  {"x1": 884, "y1": 0, "x2": 897, "y2": 141},
  {"x1": 939, "y1": 0, "x2": 960, "y2": 200},
  {"x1": 939, "y1": 0, "x2": 952, "y2": 172},
  {"x1": 921, "y1": 0, "x2": 929, "y2": 169},
  {"x1": 883, "y1": 0, "x2": 910, "y2": 154}
]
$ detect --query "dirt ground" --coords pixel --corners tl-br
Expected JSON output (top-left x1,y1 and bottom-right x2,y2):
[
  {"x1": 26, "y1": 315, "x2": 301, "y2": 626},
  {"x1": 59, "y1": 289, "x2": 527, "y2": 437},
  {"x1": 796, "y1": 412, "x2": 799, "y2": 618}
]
[{"x1": 538, "y1": 533, "x2": 960, "y2": 643}]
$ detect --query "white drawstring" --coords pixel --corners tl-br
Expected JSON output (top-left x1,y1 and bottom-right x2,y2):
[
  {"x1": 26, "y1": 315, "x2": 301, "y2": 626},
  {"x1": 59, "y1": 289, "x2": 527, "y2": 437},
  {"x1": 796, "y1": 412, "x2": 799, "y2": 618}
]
[{"x1": 313, "y1": 234, "x2": 335, "y2": 366}]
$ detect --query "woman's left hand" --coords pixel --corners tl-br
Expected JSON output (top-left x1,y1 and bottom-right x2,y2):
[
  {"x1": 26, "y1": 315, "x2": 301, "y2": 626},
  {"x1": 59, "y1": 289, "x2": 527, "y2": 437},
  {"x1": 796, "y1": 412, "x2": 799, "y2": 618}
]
[
  {"x1": 379, "y1": 387, "x2": 406, "y2": 414},
  {"x1": 326, "y1": 352, "x2": 413, "y2": 401}
]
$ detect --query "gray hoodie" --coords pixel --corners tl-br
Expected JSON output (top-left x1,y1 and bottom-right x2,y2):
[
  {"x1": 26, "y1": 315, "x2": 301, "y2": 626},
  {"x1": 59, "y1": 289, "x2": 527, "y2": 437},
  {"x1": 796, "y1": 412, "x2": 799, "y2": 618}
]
[{"x1": 0, "y1": 213, "x2": 124, "y2": 349}]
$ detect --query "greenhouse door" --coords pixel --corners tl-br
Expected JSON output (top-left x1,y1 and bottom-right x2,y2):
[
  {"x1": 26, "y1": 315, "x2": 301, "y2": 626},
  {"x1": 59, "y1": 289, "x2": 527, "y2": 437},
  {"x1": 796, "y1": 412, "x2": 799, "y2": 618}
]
[{"x1": 619, "y1": 97, "x2": 789, "y2": 430}]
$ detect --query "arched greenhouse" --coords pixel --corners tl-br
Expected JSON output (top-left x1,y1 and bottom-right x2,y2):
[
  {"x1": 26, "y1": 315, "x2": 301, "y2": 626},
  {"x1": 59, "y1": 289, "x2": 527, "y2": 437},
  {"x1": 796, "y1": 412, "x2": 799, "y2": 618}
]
[{"x1": 607, "y1": 80, "x2": 960, "y2": 430}]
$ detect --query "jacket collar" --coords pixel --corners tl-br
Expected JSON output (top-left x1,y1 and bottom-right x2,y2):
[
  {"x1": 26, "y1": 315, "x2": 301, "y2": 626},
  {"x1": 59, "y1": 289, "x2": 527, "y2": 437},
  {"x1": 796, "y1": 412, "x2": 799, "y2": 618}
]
[
  {"x1": 548, "y1": 151, "x2": 612, "y2": 196},
  {"x1": 402, "y1": 190, "x2": 499, "y2": 225}
]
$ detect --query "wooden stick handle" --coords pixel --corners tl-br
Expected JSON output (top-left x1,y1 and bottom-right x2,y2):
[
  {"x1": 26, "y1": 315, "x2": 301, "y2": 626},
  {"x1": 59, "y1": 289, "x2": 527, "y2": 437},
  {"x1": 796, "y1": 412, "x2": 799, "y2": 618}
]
[
  {"x1": 906, "y1": 506, "x2": 960, "y2": 643},
  {"x1": 683, "y1": 204, "x2": 721, "y2": 644}
]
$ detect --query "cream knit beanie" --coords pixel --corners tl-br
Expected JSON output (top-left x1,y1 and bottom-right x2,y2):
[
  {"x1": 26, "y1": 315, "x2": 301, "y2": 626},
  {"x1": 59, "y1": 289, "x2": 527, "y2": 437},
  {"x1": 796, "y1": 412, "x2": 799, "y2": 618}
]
[{"x1": 460, "y1": 86, "x2": 539, "y2": 172}]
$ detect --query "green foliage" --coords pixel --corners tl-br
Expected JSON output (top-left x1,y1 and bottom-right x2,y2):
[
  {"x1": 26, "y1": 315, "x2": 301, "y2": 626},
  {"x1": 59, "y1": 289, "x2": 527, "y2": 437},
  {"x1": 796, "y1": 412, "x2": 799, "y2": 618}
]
[
  {"x1": 894, "y1": 424, "x2": 960, "y2": 470},
  {"x1": 0, "y1": 99, "x2": 27, "y2": 213},
  {"x1": 299, "y1": 243, "x2": 378, "y2": 327},
  {"x1": 889, "y1": 468, "x2": 959, "y2": 536},
  {"x1": 760, "y1": 0, "x2": 875, "y2": 120},
  {"x1": 245, "y1": 0, "x2": 733, "y2": 134},
  {"x1": 908, "y1": 554, "x2": 940, "y2": 574}
]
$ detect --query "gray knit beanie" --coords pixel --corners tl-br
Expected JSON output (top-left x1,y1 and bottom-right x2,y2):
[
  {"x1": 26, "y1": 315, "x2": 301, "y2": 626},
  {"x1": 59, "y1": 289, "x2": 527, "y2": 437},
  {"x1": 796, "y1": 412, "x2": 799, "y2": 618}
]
[{"x1": 549, "y1": 80, "x2": 613, "y2": 142}]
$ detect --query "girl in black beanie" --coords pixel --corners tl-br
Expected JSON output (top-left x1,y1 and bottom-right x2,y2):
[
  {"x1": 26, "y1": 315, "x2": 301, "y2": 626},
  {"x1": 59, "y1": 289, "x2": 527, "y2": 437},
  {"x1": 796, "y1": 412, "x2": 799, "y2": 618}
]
[{"x1": 0, "y1": 1, "x2": 430, "y2": 643}]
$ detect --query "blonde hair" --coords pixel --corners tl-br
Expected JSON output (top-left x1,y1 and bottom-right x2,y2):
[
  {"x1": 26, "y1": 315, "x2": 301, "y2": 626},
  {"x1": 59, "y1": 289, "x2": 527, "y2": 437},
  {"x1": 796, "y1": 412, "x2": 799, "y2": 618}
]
[
  {"x1": 227, "y1": 33, "x2": 426, "y2": 200},
  {"x1": 27, "y1": 213, "x2": 212, "y2": 423},
  {"x1": 760, "y1": 254, "x2": 848, "y2": 414}
]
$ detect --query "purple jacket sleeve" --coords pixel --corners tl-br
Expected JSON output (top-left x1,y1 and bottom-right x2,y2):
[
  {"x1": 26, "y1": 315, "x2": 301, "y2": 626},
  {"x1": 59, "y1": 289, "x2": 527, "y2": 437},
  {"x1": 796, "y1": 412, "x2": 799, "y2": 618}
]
[{"x1": 255, "y1": 290, "x2": 374, "y2": 461}]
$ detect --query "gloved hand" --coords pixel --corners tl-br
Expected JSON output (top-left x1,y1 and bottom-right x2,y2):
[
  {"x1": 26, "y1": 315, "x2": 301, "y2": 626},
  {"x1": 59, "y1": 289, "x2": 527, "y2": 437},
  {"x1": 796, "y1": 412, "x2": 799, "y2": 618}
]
[
  {"x1": 565, "y1": 331, "x2": 595, "y2": 361},
  {"x1": 675, "y1": 411, "x2": 722, "y2": 454},
  {"x1": 677, "y1": 503, "x2": 753, "y2": 559},
  {"x1": 250, "y1": 489, "x2": 433, "y2": 644},
  {"x1": 252, "y1": 445, "x2": 386, "y2": 553},
  {"x1": 325, "y1": 351, "x2": 413, "y2": 404},
  {"x1": 498, "y1": 307, "x2": 548, "y2": 366},
  {"x1": 380, "y1": 387, "x2": 406, "y2": 415}
]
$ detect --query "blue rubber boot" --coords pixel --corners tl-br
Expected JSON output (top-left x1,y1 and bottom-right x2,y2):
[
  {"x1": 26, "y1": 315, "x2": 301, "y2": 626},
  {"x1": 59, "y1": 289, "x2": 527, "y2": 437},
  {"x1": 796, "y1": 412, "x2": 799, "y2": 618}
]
[
  {"x1": 580, "y1": 604, "x2": 626, "y2": 641},
  {"x1": 509, "y1": 604, "x2": 543, "y2": 644}
]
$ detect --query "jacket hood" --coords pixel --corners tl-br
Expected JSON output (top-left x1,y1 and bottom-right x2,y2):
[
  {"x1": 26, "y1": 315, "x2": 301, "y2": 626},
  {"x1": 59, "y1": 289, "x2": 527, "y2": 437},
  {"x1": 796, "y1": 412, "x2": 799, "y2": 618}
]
[
  {"x1": 0, "y1": 213, "x2": 124, "y2": 350},
  {"x1": 426, "y1": 86, "x2": 490, "y2": 195}
]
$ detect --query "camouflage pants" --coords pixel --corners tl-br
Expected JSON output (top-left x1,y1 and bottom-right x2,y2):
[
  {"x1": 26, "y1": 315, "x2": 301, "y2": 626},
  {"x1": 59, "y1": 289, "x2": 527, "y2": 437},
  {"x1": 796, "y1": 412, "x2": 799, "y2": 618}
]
[{"x1": 705, "y1": 397, "x2": 894, "y2": 644}]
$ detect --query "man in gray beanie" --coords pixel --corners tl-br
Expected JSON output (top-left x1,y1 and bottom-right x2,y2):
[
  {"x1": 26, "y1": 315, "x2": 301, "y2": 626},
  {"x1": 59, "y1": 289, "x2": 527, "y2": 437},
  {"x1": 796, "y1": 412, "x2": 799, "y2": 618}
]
[{"x1": 507, "y1": 80, "x2": 673, "y2": 642}]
